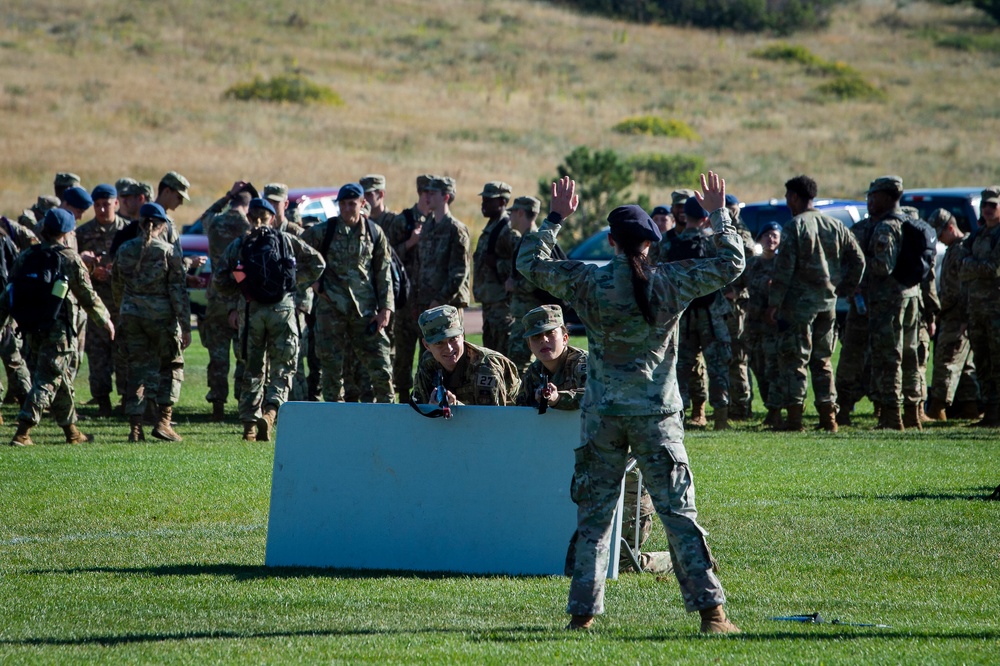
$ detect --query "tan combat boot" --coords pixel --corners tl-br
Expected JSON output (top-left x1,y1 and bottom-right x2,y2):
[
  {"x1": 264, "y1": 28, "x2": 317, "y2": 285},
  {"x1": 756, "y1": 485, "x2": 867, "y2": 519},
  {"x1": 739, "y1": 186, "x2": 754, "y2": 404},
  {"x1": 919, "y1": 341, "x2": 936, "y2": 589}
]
[
  {"x1": 781, "y1": 404, "x2": 805, "y2": 432},
  {"x1": 151, "y1": 406, "x2": 182, "y2": 442},
  {"x1": 902, "y1": 403, "x2": 923, "y2": 431},
  {"x1": 256, "y1": 405, "x2": 278, "y2": 442},
  {"x1": 242, "y1": 422, "x2": 258, "y2": 442},
  {"x1": 128, "y1": 415, "x2": 145, "y2": 443},
  {"x1": 211, "y1": 401, "x2": 226, "y2": 422},
  {"x1": 62, "y1": 424, "x2": 94, "y2": 444},
  {"x1": 874, "y1": 403, "x2": 904, "y2": 431},
  {"x1": 713, "y1": 406, "x2": 730, "y2": 431},
  {"x1": 10, "y1": 421, "x2": 33, "y2": 447},
  {"x1": 924, "y1": 397, "x2": 948, "y2": 422},
  {"x1": 699, "y1": 605, "x2": 741, "y2": 634},
  {"x1": 688, "y1": 400, "x2": 708, "y2": 428},
  {"x1": 566, "y1": 614, "x2": 595, "y2": 630},
  {"x1": 816, "y1": 402, "x2": 838, "y2": 433}
]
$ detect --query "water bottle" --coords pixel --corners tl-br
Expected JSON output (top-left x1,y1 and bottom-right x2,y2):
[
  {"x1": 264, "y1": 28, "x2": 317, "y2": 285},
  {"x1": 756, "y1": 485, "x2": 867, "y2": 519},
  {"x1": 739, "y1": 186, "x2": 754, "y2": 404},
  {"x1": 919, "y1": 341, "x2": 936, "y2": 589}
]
[
  {"x1": 51, "y1": 277, "x2": 69, "y2": 299},
  {"x1": 853, "y1": 293, "x2": 867, "y2": 315}
]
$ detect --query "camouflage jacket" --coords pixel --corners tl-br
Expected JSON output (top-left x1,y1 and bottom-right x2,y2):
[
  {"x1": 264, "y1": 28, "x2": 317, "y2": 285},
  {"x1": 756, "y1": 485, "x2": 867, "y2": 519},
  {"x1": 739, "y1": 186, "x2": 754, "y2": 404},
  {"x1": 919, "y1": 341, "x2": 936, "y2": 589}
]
[
  {"x1": 76, "y1": 215, "x2": 130, "y2": 308},
  {"x1": 414, "y1": 212, "x2": 471, "y2": 310},
  {"x1": 938, "y1": 239, "x2": 968, "y2": 319},
  {"x1": 411, "y1": 341, "x2": 520, "y2": 406},
  {"x1": 509, "y1": 227, "x2": 546, "y2": 318},
  {"x1": 515, "y1": 345, "x2": 588, "y2": 410},
  {"x1": 112, "y1": 236, "x2": 191, "y2": 333},
  {"x1": 867, "y1": 209, "x2": 920, "y2": 304},
  {"x1": 302, "y1": 216, "x2": 393, "y2": 318},
  {"x1": 743, "y1": 253, "x2": 778, "y2": 340},
  {"x1": 385, "y1": 205, "x2": 427, "y2": 277},
  {"x1": 517, "y1": 210, "x2": 744, "y2": 416},
  {"x1": 1, "y1": 215, "x2": 37, "y2": 251},
  {"x1": 958, "y1": 223, "x2": 1000, "y2": 312},
  {"x1": 371, "y1": 209, "x2": 397, "y2": 233},
  {"x1": 769, "y1": 209, "x2": 865, "y2": 315},
  {"x1": 473, "y1": 215, "x2": 516, "y2": 305},
  {"x1": 204, "y1": 208, "x2": 251, "y2": 307}
]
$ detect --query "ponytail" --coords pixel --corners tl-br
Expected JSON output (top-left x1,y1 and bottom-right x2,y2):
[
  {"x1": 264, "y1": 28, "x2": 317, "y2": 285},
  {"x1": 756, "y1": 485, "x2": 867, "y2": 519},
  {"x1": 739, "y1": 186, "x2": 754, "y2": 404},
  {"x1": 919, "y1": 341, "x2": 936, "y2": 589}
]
[
  {"x1": 135, "y1": 218, "x2": 157, "y2": 273},
  {"x1": 616, "y1": 234, "x2": 655, "y2": 325}
]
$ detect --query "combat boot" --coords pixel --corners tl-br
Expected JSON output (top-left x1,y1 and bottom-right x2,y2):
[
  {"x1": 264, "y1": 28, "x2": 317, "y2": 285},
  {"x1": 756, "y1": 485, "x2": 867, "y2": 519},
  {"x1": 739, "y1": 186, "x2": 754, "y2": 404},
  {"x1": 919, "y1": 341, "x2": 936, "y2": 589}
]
[
  {"x1": 902, "y1": 403, "x2": 923, "y2": 431},
  {"x1": 566, "y1": 614, "x2": 595, "y2": 631},
  {"x1": 242, "y1": 422, "x2": 257, "y2": 442},
  {"x1": 816, "y1": 402, "x2": 838, "y2": 433},
  {"x1": 728, "y1": 402, "x2": 747, "y2": 422},
  {"x1": 872, "y1": 402, "x2": 882, "y2": 420},
  {"x1": 924, "y1": 397, "x2": 948, "y2": 422},
  {"x1": 874, "y1": 403, "x2": 904, "y2": 431},
  {"x1": 257, "y1": 405, "x2": 278, "y2": 442},
  {"x1": 95, "y1": 395, "x2": 113, "y2": 418},
  {"x1": 970, "y1": 404, "x2": 1000, "y2": 428},
  {"x1": 713, "y1": 406, "x2": 730, "y2": 431},
  {"x1": 699, "y1": 605, "x2": 741, "y2": 634},
  {"x1": 10, "y1": 421, "x2": 33, "y2": 447},
  {"x1": 835, "y1": 401, "x2": 853, "y2": 426},
  {"x1": 151, "y1": 406, "x2": 182, "y2": 442},
  {"x1": 762, "y1": 407, "x2": 783, "y2": 428},
  {"x1": 688, "y1": 400, "x2": 708, "y2": 428},
  {"x1": 142, "y1": 400, "x2": 158, "y2": 426},
  {"x1": 128, "y1": 415, "x2": 145, "y2": 443},
  {"x1": 956, "y1": 400, "x2": 983, "y2": 420},
  {"x1": 211, "y1": 400, "x2": 226, "y2": 422},
  {"x1": 0, "y1": 411, "x2": 4, "y2": 426},
  {"x1": 781, "y1": 404, "x2": 805, "y2": 432},
  {"x1": 62, "y1": 423, "x2": 94, "y2": 444}
]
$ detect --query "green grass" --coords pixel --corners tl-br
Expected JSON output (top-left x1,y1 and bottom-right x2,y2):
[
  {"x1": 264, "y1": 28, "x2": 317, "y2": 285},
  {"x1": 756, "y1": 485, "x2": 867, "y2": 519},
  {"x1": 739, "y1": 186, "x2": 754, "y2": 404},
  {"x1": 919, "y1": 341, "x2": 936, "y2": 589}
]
[{"x1": 1, "y1": 343, "x2": 999, "y2": 663}]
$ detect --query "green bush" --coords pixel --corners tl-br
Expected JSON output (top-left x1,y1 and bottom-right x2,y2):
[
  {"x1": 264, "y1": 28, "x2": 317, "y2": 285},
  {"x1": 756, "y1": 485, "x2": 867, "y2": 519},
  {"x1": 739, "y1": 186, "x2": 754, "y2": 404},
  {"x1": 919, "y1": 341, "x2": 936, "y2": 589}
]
[
  {"x1": 751, "y1": 43, "x2": 822, "y2": 66},
  {"x1": 815, "y1": 75, "x2": 886, "y2": 101},
  {"x1": 753, "y1": 42, "x2": 881, "y2": 102},
  {"x1": 628, "y1": 153, "x2": 706, "y2": 187},
  {"x1": 613, "y1": 116, "x2": 701, "y2": 141},
  {"x1": 224, "y1": 74, "x2": 344, "y2": 106},
  {"x1": 935, "y1": 32, "x2": 1000, "y2": 53}
]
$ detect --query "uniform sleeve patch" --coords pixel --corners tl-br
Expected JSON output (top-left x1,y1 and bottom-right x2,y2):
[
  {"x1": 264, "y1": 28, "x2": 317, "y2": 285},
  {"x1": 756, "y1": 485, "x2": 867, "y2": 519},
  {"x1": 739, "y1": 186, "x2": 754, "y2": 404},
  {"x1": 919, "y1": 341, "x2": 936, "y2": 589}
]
[{"x1": 477, "y1": 373, "x2": 498, "y2": 388}]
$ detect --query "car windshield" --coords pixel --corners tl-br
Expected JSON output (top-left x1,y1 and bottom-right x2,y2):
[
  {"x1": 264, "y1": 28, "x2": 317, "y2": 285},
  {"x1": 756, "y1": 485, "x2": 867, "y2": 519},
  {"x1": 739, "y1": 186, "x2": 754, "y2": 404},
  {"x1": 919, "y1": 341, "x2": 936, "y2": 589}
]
[{"x1": 901, "y1": 195, "x2": 980, "y2": 234}]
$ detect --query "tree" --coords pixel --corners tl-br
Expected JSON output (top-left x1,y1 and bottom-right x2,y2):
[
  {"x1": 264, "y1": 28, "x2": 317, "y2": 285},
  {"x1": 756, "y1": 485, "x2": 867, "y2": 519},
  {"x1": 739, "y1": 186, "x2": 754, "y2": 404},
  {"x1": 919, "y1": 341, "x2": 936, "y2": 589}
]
[{"x1": 935, "y1": 0, "x2": 1000, "y2": 24}]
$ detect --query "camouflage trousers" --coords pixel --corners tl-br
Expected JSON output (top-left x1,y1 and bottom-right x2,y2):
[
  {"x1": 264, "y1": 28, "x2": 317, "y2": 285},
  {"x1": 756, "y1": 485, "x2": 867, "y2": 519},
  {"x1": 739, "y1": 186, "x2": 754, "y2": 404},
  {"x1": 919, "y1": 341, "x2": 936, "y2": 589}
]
[
  {"x1": 966, "y1": 308, "x2": 1000, "y2": 408},
  {"x1": 121, "y1": 315, "x2": 183, "y2": 415},
  {"x1": 747, "y1": 330, "x2": 780, "y2": 409},
  {"x1": 239, "y1": 301, "x2": 300, "y2": 422},
  {"x1": 916, "y1": 319, "x2": 931, "y2": 402},
  {"x1": 775, "y1": 308, "x2": 837, "y2": 408},
  {"x1": 201, "y1": 298, "x2": 244, "y2": 405},
  {"x1": 85, "y1": 312, "x2": 123, "y2": 400},
  {"x1": 506, "y1": 314, "x2": 534, "y2": 377},
  {"x1": 315, "y1": 305, "x2": 394, "y2": 403},
  {"x1": 567, "y1": 410, "x2": 726, "y2": 616},
  {"x1": 393, "y1": 301, "x2": 422, "y2": 400},
  {"x1": 677, "y1": 308, "x2": 731, "y2": 410},
  {"x1": 1, "y1": 325, "x2": 31, "y2": 401},
  {"x1": 835, "y1": 302, "x2": 870, "y2": 407},
  {"x1": 930, "y1": 315, "x2": 979, "y2": 405},
  {"x1": 18, "y1": 331, "x2": 80, "y2": 427},
  {"x1": 290, "y1": 310, "x2": 310, "y2": 401},
  {"x1": 869, "y1": 295, "x2": 921, "y2": 406},
  {"x1": 481, "y1": 300, "x2": 513, "y2": 354},
  {"x1": 726, "y1": 302, "x2": 752, "y2": 416}
]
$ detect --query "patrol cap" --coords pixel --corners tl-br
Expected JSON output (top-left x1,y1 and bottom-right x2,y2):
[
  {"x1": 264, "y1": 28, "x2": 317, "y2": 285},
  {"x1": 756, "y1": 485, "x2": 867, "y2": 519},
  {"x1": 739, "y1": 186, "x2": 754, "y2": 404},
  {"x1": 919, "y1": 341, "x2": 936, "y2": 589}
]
[
  {"x1": 866, "y1": 175, "x2": 903, "y2": 196},
  {"x1": 651, "y1": 205, "x2": 670, "y2": 216},
  {"x1": 139, "y1": 202, "x2": 169, "y2": 223},
  {"x1": 43, "y1": 208, "x2": 76, "y2": 234},
  {"x1": 479, "y1": 181, "x2": 512, "y2": 200},
  {"x1": 160, "y1": 171, "x2": 191, "y2": 200},
  {"x1": 249, "y1": 198, "x2": 276, "y2": 215},
  {"x1": 608, "y1": 205, "x2": 661, "y2": 243},
  {"x1": 926, "y1": 208, "x2": 954, "y2": 230},
  {"x1": 419, "y1": 305, "x2": 464, "y2": 344},
  {"x1": 336, "y1": 183, "x2": 364, "y2": 201},
  {"x1": 900, "y1": 206, "x2": 920, "y2": 221},
  {"x1": 360, "y1": 174, "x2": 386, "y2": 193},
  {"x1": 725, "y1": 194, "x2": 740, "y2": 207},
  {"x1": 671, "y1": 188, "x2": 696, "y2": 206},
  {"x1": 416, "y1": 173, "x2": 435, "y2": 192},
  {"x1": 981, "y1": 186, "x2": 1000, "y2": 204},
  {"x1": 522, "y1": 305, "x2": 565, "y2": 338},
  {"x1": 115, "y1": 177, "x2": 141, "y2": 196},
  {"x1": 756, "y1": 220, "x2": 782, "y2": 240},
  {"x1": 510, "y1": 196, "x2": 541, "y2": 215},
  {"x1": 54, "y1": 172, "x2": 81, "y2": 191},
  {"x1": 427, "y1": 176, "x2": 457, "y2": 197},
  {"x1": 62, "y1": 186, "x2": 93, "y2": 211},
  {"x1": 33, "y1": 195, "x2": 61, "y2": 214},
  {"x1": 91, "y1": 183, "x2": 117, "y2": 201},
  {"x1": 263, "y1": 183, "x2": 289, "y2": 202},
  {"x1": 684, "y1": 196, "x2": 709, "y2": 220}
]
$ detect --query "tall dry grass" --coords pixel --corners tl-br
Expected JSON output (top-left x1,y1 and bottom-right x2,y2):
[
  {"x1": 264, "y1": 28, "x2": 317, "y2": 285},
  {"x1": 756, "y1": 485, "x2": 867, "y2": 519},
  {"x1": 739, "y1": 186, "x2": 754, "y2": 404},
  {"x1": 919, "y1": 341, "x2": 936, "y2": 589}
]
[{"x1": 1, "y1": 0, "x2": 999, "y2": 238}]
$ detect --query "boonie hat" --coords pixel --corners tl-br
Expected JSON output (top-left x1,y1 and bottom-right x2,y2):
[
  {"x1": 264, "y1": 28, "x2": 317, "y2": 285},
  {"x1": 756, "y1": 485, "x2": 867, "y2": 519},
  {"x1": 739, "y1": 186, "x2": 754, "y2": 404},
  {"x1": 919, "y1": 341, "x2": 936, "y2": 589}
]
[
  {"x1": 608, "y1": 205, "x2": 661, "y2": 243},
  {"x1": 479, "y1": 181, "x2": 512, "y2": 200},
  {"x1": 419, "y1": 305, "x2": 464, "y2": 344},
  {"x1": 160, "y1": 171, "x2": 191, "y2": 200},
  {"x1": 43, "y1": 208, "x2": 76, "y2": 234},
  {"x1": 360, "y1": 175, "x2": 386, "y2": 193},
  {"x1": 522, "y1": 305, "x2": 564, "y2": 338}
]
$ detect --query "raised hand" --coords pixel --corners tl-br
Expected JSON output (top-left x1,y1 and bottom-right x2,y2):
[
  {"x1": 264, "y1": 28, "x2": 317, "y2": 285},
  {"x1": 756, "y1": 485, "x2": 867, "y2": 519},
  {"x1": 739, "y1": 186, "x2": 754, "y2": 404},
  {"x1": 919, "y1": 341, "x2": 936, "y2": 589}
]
[
  {"x1": 549, "y1": 176, "x2": 579, "y2": 220},
  {"x1": 696, "y1": 171, "x2": 726, "y2": 213}
]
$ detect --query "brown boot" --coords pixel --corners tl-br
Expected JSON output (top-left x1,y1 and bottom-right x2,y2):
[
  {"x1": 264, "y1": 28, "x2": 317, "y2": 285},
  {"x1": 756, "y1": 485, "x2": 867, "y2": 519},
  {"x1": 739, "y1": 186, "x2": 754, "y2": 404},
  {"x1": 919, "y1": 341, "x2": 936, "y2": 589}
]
[
  {"x1": 128, "y1": 415, "x2": 145, "y2": 443},
  {"x1": 956, "y1": 400, "x2": 984, "y2": 420},
  {"x1": 95, "y1": 396, "x2": 113, "y2": 418},
  {"x1": 566, "y1": 614, "x2": 595, "y2": 630},
  {"x1": 762, "y1": 407, "x2": 783, "y2": 428},
  {"x1": 257, "y1": 405, "x2": 278, "y2": 442},
  {"x1": 0, "y1": 411, "x2": 4, "y2": 426},
  {"x1": 836, "y1": 402, "x2": 853, "y2": 426},
  {"x1": 781, "y1": 404, "x2": 805, "y2": 432},
  {"x1": 902, "y1": 403, "x2": 923, "y2": 431},
  {"x1": 688, "y1": 400, "x2": 708, "y2": 427},
  {"x1": 243, "y1": 422, "x2": 258, "y2": 442},
  {"x1": 151, "y1": 406, "x2": 182, "y2": 442},
  {"x1": 713, "y1": 406, "x2": 729, "y2": 431},
  {"x1": 10, "y1": 421, "x2": 33, "y2": 447},
  {"x1": 211, "y1": 400, "x2": 226, "y2": 422},
  {"x1": 816, "y1": 402, "x2": 838, "y2": 433},
  {"x1": 699, "y1": 605, "x2": 741, "y2": 634},
  {"x1": 62, "y1": 424, "x2": 94, "y2": 444},
  {"x1": 924, "y1": 397, "x2": 948, "y2": 422},
  {"x1": 874, "y1": 403, "x2": 904, "y2": 431}
]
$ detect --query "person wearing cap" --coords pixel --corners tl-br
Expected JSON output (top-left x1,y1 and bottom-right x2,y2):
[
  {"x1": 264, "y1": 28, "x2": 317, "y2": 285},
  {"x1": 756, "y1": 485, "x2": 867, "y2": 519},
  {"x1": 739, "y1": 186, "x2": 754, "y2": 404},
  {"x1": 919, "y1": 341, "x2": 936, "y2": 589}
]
[
  {"x1": 156, "y1": 171, "x2": 190, "y2": 213},
  {"x1": 385, "y1": 174, "x2": 434, "y2": 400},
  {"x1": 516, "y1": 173, "x2": 743, "y2": 634},
  {"x1": 110, "y1": 177, "x2": 182, "y2": 259},
  {"x1": 901, "y1": 206, "x2": 941, "y2": 427},
  {"x1": 3, "y1": 208, "x2": 114, "y2": 447},
  {"x1": 360, "y1": 175, "x2": 396, "y2": 231},
  {"x1": 0, "y1": 221, "x2": 30, "y2": 410},
  {"x1": 719, "y1": 192, "x2": 755, "y2": 422},
  {"x1": 514, "y1": 305, "x2": 586, "y2": 410},
  {"x1": 111, "y1": 203, "x2": 191, "y2": 443},
  {"x1": 765, "y1": 174, "x2": 865, "y2": 432},
  {"x1": 3, "y1": 208, "x2": 39, "y2": 251},
  {"x1": 52, "y1": 186, "x2": 92, "y2": 237},
  {"x1": 473, "y1": 181, "x2": 516, "y2": 354},
  {"x1": 926, "y1": 208, "x2": 980, "y2": 421},
  {"x1": 958, "y1": 186, "x2": 1000, "y2": 426},
  {"x1": 650, "y1": 205, "x2": 674, "y2": 236},
  {"x1": 77, "y1": 184, "x2": 130, "y2": 417},
  {"x1": 506, "y1": 196, "x2": 557, "y2": 373},
  {"x1": 666, "y1": 196, "x2": 734, "y2": 430},
  {"x1": 214, "y1": 198, "x2": 325, "y2": 441},
  {"x1": 18, "y1": 196, "x2": 58, "y2": 236},
  {"x1": 414, "y1": 177, "x2": 472, "y2": 318},
  {"x1": 116, "y1": 178, "x2": 148, "y2": 222},
  {"x1": 411, "y1": 304, "x2": 519, "y2": 406},
  {"x1": 741, "y1": 220, "x2": 783, "y2": 426},
  {"x1": 54, "y1": 172, "x2": 81, "y2": 201},
  {"x1": 302, "y1": 183, "x2": 395, "y2": 404}
]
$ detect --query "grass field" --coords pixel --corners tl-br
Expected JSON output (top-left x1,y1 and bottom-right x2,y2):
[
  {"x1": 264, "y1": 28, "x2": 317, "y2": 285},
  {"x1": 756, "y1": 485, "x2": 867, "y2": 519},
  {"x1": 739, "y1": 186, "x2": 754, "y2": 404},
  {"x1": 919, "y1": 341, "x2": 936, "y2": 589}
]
[{"x1": 2, "y1": 341, "x2": 998, "y2": 663}]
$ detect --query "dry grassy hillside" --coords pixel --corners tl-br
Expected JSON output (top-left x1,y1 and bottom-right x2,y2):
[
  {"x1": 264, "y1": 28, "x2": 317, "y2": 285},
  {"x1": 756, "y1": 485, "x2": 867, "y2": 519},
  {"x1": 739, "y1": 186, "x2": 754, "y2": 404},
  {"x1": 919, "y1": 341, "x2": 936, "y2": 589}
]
[{"x1": 1, "y1": 0, "x2": 998, "y2": 237}]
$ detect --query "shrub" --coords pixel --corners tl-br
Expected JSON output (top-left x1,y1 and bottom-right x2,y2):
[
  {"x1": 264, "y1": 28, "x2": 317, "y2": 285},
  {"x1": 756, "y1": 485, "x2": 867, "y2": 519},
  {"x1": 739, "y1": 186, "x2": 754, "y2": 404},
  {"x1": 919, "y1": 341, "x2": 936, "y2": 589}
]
[
  {"x1": 628, "y1": 153, "x2": 706, "y2": 187},
  {"x1": 753, "y1": 42, "x2": 881, "y2": 102},
  {"x1": 224, "y1": 74, "x2": 344, "y2": 106},
  {"x1": 815, "y1": 75, "x2": 886, "y2": 101},
  {"x1": 613, "y1": 116, "x2": 701, "y2": 141},
  {"x1": 751, "y1": 43, "x2": 822, "y2": 66}
]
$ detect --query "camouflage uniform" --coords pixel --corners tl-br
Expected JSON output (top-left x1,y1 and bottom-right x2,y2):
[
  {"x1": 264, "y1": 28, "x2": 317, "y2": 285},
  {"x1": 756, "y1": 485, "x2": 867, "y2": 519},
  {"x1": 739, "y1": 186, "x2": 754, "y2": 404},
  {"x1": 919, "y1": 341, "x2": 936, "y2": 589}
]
[
  {"x1": 0, "y1": 217, "x2": 34, "y2": 402},
  {"x1": 835, "y1": 215, "x2": 878, "y2": 416},
  {"x1": 111, "y1": 235, "x2": 190, "y2": 416},
  {"x1": 76, "y1": 214, "x2": 129, "y2": 402},
  {"x1": 473, "y1": 182, "x2": 516, "y2": 353},
  {"x1": 302, "y1": 216, "x2": 395, "y2": 402},
  {"x1": 916, "y1": 261, "x2": 940, "y2": 407},
  {"x1": 412, "y1": 341, "x2": 519, "y2": 405},
  {"x1": 386, "y1": 204, "x2": 428, "y2": 398},
  {"x1": 414, "y1": 211, "x2": 471, "y2": 314},
  {"x1": 959, "y1": 221, "x2": 1000, "y2": 419},
  {"x1": 742, "y1": 254, "x2": 780, "y2": 409},
  {"x1": 517, "y1": 207, "x2": 744, "y2": 617},
  {"x1": 516, "y1": 345, "x2": 588, "y2": 410},
  {"x1": 931, "y1": 234, "x2": 979, "y2": 406},
  {"x1": 506, "y1": 229, "x2": 542, "y2": 373}
]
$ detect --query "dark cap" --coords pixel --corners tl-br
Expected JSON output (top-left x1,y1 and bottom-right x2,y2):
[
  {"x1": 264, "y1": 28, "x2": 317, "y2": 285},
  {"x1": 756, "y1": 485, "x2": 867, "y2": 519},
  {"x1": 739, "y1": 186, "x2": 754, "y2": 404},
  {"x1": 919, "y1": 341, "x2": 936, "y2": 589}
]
[
  {"x1": 683, "y1": 196, "x2": 709, "y2": 220},
  {"x1": 756, "y1": 220, "x2": 782, "y2": 240},
  {"x1": 43, "y1": 208, "x2": 76, "y2": 234},
  {"x1": 91, "y1": 183, "x2": 118, "y2": 201},
  {"x1": 116, "y1": 177, "x2": 141, "y2": 197},
  {"x1": 607, "y1": 205, "x2": 661, "y2": 243},
  {"x1": 671, "y1": 189, "x2": 696, "y2": 206},
  {"x1": 62, "y1": 186, "x2": 93, "y2": 211},
  {"x1": 724, "y1": 194, "x2": 740, "y2": 207},
  {"x1": 981, "y1": 186, "x2": 1000, "y2": 205},
  {"x1": 249, "y1": 198, "x2": 276, "y2": 215},
  {"x1": 336, "y1": 183, "x2": 364, "y2": 202},
  {"x1": 651, "y1": 205, "x2": 670, "y2": 216},
  {"x1": 416, "y1": 174, "x2": 435, "y2": 192},
  {"x1": 139, "y1": 202, "x2": 169, "y2": 222}
]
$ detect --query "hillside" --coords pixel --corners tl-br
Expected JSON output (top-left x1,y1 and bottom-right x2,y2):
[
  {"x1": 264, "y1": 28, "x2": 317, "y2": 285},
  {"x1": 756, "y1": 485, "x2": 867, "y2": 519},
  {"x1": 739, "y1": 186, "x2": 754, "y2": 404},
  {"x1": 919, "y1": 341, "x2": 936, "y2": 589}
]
[{"x1": 1, "y1": 0, "x2": 998, "y2": 236}]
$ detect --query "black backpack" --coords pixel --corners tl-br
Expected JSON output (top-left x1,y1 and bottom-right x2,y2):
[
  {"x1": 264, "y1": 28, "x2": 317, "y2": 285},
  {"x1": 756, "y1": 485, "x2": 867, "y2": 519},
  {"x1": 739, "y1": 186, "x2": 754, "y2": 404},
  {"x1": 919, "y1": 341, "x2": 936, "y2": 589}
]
[
  {"x1": 891, "y1": 215, "x2": 937, "y2": 288},
  {"x1": 240, "y1": 227, "x2": 297, "y2": 304},
  {"x1": 8, "y1": 245, "x2": 71, "y2": 335},
  {"x1": 666, "y1": 231, "x2": 716, "y2": 309}
]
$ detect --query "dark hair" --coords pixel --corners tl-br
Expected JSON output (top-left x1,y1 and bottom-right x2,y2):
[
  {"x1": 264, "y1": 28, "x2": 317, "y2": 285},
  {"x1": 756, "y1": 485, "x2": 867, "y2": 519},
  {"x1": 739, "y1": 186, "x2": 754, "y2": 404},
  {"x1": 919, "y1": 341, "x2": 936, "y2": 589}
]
[
  {"x1": 232, "y1": 191, "x2": 253, "y2": 208},
  {"x1": 784, "y1": 175, "x2": 818, "y2": 202},
  {"x1": 611, "y1": 231, "x2": 655, "y2": 325}
]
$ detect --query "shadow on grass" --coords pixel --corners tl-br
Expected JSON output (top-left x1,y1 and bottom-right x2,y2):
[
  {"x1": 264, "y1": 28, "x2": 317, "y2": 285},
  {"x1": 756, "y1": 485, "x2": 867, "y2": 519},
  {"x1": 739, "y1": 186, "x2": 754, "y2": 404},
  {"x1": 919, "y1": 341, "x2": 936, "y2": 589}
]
[{"x1": 812, "y1": 487, "x2": 998, "y2": 502}]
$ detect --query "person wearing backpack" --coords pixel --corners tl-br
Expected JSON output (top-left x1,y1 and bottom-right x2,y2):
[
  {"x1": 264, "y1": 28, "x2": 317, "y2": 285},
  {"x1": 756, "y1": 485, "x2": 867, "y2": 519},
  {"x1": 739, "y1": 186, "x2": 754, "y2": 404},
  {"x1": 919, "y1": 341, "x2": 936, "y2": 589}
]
[
  {"x1": 2, "y1": 208, "x2": 114, "y2": 447},
  {"x1": 214, "y1": 198, "x2": 325, "y2": 442},
  {"x1": 472, "y1": 181, "x2": 516, "y2": 354},
  {"x1": 112, "y1": 203, "x2": 192, "y2": 443}
]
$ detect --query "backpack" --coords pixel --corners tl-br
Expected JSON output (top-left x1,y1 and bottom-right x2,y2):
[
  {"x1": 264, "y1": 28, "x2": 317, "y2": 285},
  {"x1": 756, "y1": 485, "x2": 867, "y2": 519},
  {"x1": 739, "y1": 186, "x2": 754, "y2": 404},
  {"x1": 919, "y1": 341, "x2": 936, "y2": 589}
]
[
  {"x1": 8, "y1": 245, "x2": 71, "y2": 335},
  {"x1": 239, "y1": 226, "x2": 297, "y2": 304},
  {"x1": 891, "y1": 215, "x2": 936, "y2": 288},
  {"x1": 319, "y1": 218, "x2": 410, "y2": 309},
  {"x1": 665, "y1": 231, "x2": 716, "y2": 309}
]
